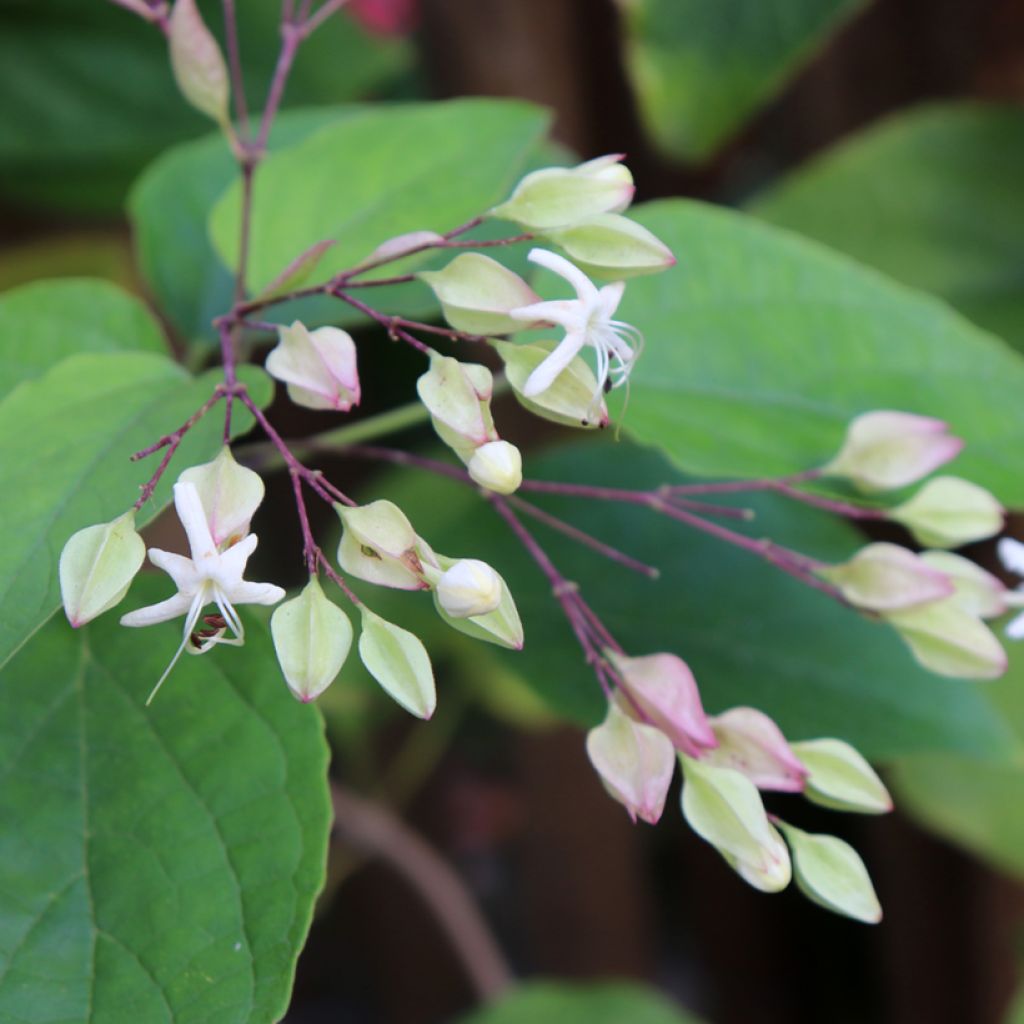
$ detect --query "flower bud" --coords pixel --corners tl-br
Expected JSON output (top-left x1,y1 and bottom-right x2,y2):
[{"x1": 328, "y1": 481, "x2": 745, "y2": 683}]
[
  {"x1": 435, "y1": 559, "x2": 503, "y2": 618},
  {"x1": 823, "y1": 411, "x2": 963, "y2": 492},
  {"x1": 494, "y1": 340, "x2": 608, "y2": 429},
  {"x1": 178, "y1": 446, "x2": 264, "y2": 547},
  {"x1": 919, "y1": 550, "x2": 1007, "y2": 619},
  {"x1": 788, "y1": 738, "x2": 892, "y2": 814},
  {"x1": 59, "y1": 511, "x2": 146, "y2": 627},
  {"x1": 544, "y1": 213, "x2": 675, "y2": 279},
  {"x1": 417, "y1": 353, "x2": 495, "y2": 458},
  {"x1": 776, "y1": 820, "x2": 882, "y2": 924},
  {"x1": 607, "y1": 650, "x2": 716, "y2": 757},
  {"x1": 168, "y1": 0, "x2": 230, "y2": 126},
  {"x1": 888, "y1": 476, "x2": 1004, "y2": 549},
  {"x1": 586, "y1": 701, "x2": 675, "y2": 825},
  {"x1": 702, "y1": 707, "x2": 808, "y2": 793},
  {"x1": 884, "y1": 597, "x2": 1007, "y2": 680},
  {"x1": 490, "y1": 155, "x2": 635, "y2": 230},
  {"x1": 336, "y1": 500, "x2": 433, "y2": 590},
  {"x1": 271, "y1": 577, "x2": 353, "y2": 702},
  {"x1": 468, "y1": 440, "x2": 523, "y2": 495},
  {"x1": 680, "y1": 756, "x2": 791, "y2": 893},
  {"x1": 266, "y1": 321, "x2": 360, "y2": 412},
  {"x1": 358, "y1": 606, "x2": 436, "y2": 719},
  {"x1": 362, "y1": 230, "x2": 444, "y2": 266},
  {"x1": 427, "y1": 555, "x2": 523, "y2": 650},
  {"x1": 418, "y1": 253, "x2": 541, "y2": 336},
  {"x1": 817, "y1": 542, "x2": 953, "y2": 612}
]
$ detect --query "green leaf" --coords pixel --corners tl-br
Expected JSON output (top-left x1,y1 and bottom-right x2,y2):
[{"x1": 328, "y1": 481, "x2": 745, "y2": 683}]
[
  {"x1": 0, "y1": 351, "x2": 271, "y2": 670},
  {"x1": 0, "y1": 279, "x2": 165, "y2": 399},
  {"x1": 457, "y1": 981, "x2": 704, "y2": 1024},
  {"x1": 617, "y1": 199, "x2": 1024, "y2": 507},
  {"x1": 355, "y1": 440, "x2": 1016, "y2": 761},
  {"x1": 0, "y1": 577, "x2": 330, "y2": 1023},
  {"x1": 748, "y1": 102, "x2": 1024, "y2": 346},
  {"x1": 618, "y1": 0, "x2": 867, "y2": 161},
  {"x1": 209, "y1": 99, "x2": 551, "y2": 293}
]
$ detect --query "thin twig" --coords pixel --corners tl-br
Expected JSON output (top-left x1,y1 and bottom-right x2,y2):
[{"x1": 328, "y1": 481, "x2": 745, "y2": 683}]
[{"x1": 222, "y1": 0, "x2": 250, "y2": 134}]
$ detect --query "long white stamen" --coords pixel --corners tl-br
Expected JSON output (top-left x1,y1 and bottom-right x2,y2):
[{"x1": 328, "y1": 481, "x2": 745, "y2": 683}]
[{"x1": 147, "y1": 590, "x2": 206, "y2": 705}]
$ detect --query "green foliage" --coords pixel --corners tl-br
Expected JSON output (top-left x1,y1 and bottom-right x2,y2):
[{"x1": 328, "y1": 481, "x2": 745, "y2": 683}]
[
  {"x1": 618, "y1": 0, "x2": 867, "y2": 160},
  {"x1": 458, "y1": 981, "x2": 704, "y2": 1024},
  {"x1": 617, "y1": 199, "x2": 1024, "y2": 506},
  {"x1": 749, "y1": 103, "x2": 1024, "y2": 346},
  {"x1": 209, "y1": 99, "x2": 551, "y2": 292},
  {"x1": 0, "y1": 578, "x2": 331, "y2": 1023},
  {"x1": 355, "y1": 440, "x2": 1016, "y2": 761}
]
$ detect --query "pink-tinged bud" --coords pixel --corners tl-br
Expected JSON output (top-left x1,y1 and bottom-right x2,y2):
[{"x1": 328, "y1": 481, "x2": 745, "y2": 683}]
[
  {"x1": 823, "y1": 411, "x2": 964, "y2": 492},
  {"x1": 817, "y1": 542, "x2": 954, "y2": 612},
  {"x1": 266, "y1": 321, "x2": 360, "y2": 412},
  {"x1": 168, "y1": 0, "x2": 230, "y2": 127},
  {"x1": 702, "y1": 707, "x2": 808, "y2": 793},
  {"x1": 608, "y1": 650, "x2": 716, "y2": 757},
  {"x1": 586, "y1": 702, "x2": 675, "y2": 825},
  {"x1": 920, "y1": 551, "x2": 1008, "y2": 619},
  {"x1": 543, "y1": 213, "x2": 675, "y2": 279},
  {"x1": 362, "y1": 230, "x2": 444, "y2": 266},
  {"x1": 888, "y1": 476, "x2": 1004, "y2": 549}
]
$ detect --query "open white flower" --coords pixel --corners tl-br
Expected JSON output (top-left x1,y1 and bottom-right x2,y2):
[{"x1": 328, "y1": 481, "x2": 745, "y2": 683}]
[
  {"x1": 997, "y1": 538, "x2": 1024, "y2": 639},
  {"x1": 121, "y1": 481, "x2": 285, "y2": 703},
  {"x1": 508, "y1": 248, "x2": 641, "y2": 407}
]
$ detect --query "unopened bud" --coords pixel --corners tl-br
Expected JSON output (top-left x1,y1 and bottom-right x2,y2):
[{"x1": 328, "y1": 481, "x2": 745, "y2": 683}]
[
  {"x1": 336, "y1": 500, "x2": 432, "y2": 590},
  {"x1": 266, "y1": 321, "x2": 360, "y2": 412},
  {"x1": 428, "y1": 555, "x2": 523, "y2": 649},
  {"x1": 888, "y1": 476, "x2": 1004, "y2": 549},
  {"x1": 776, "y1": 820, "x2": 882, "y2": 924},
  {"x1": 680, "y1": 756, "x2": 791, "y2": 893},
  {"x1": 586, "y1": 701, "x2": 675, "y2": 825},
  {"x1": 468, "y1": 440, "x2": 523, "y2": 495},
  {"x1": 823, "y1": 411, "x2": 963, "y2": 492},
  {"x1": 818, "y1": 542, "x2": 953, "y2": 612},
  {"x1": 362, "y1": 230, "x2": 444, "y2": 266},
  {"x1": 789, "y1": 738, "x2": 892, "y2": 814},
  {"x1": 178, "y1": 446, "x2": 264, "y2": 547},
  {"x1": 919, "y1": 550, "x2": 1007, "y2": 619},
  {"x1": 436, "y1": 559, "x2": 503, "y2": 618},
  {"x1": 271, "y1": 577, "x2": 353, "y2": 702},
  {"x1": 608, "y1": 650, "x2": 715, "y2": 757},
  {"x1": 884, "y1": 596, "x2": 1007, "y2": 679},
  {"x1": 419, "y1": 253, "x2": 541, "y2": 336},
  {"x1": 490, "y1": 155, "x2": 635, "y2": 230},
  {"x1": 702, "y1": 707, "x2": 808, "y2": 792},
  {"x1": 417, "y1": 353, "x2": 495, "y2": 458},
  {"x1": 544, "y1": 213, "x2": 675, "y2": 279},
  {"x1": 495, "y1": 340, "x2": 608, "y2": 428},
  {"x1": 59, "y1": 511, "x2": 146, "y2": 627},
  {"x1": 358, "y1": 606, "x2": 436, "y2": 719},
  {"x1": 168, "y1": 0, "x2": 230, "y2": 126}
]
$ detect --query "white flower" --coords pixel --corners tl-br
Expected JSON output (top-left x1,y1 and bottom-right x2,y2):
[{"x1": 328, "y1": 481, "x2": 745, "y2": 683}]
[
  {"x1": 508, "y1": 248, "x2": 641, "y2": 407},
  {"x1": 121, "y1": 481, "x2": 285, "y2": 702},
  {"x1": 997, "y1": 538, "x2": 1024, "y2": 639}
]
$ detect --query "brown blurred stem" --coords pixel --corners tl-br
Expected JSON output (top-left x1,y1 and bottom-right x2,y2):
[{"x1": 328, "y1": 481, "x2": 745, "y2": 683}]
[{"x1": 331, "y1": 783, "x2": 514, "y2": 1002}]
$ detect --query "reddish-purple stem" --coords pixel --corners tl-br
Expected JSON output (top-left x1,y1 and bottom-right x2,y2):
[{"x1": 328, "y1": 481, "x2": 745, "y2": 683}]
[
  {"x1": 332, "y1": 292, "x2": 433, "y2": 354},
  {"x1": 222, "y1": 0, "x2": 250, "y2": 135}
]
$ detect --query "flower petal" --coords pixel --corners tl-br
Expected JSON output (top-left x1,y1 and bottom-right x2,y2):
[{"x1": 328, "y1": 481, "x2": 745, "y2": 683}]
[
  {"x1": 522, "y1": 333, "x2": 587, "y2": 397},
  {"x1": 508, "y1": 299, "x2": 584, "y2": 331},
  {"x1": 174, "y1": 481, "x2": 217, "y2": 561},
  {"x1": 147, "y1": 548, "x2": 200, "y2": 593},
  {"x1": 120, "y1": 591, "x2": 194, "y2": 628},
  {"x1": 228, "y1": 580, "x2": 287, "y2": 606},
  {"x1": 527, "y1": 248, "x2": 600, "y2": 304}
]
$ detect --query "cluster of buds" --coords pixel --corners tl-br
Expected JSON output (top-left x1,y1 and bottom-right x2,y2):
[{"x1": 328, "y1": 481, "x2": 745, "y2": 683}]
[{"x1": 587, "y1": 650, "x2": 888, "y2": 923}]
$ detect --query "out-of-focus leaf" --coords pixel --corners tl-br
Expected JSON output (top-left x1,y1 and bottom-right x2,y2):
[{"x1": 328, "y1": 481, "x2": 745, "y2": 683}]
[
  {"x1": 749, "y1": 103, "x2": 1024, "y2": 347},
  {"x1": 0, "y1": 233, "x2": 135, "y2": 296},
  {"x1": 0, "y1": 579, "x2": 330, "y2": 1023},
  {"x1": 617, "y1": 0, "x2": 868, "y2": 161}
]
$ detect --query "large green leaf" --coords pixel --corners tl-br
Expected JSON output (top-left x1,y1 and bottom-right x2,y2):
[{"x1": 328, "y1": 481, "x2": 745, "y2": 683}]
[
  {"x1": 0, "y1": 351, "x2": 271, "y2": 670},
  {"x1": 618, "y1": 0, "x2": 868, "y2": 161},
  {"x1": 0, "y1": 0, "x2": 407, "y2": 213},
  {"x1": 616, "y1": 199, "x2": 1024, "y2": 507},
  {"x1": 0, "y1": 279, "x2": 165, "y2": 399},
  {"x1": 458, "y1": 982, "x2": 704, "y2": 1024},
  {"x1": 748, "y1": 103, "x2": 1024, "y2": 347},
  {"x1": 209, "y1": 99, "x2": 551, "y2": 293},
  {"x1": 0, "y1": 578, "x2": 330, "y2": 1023},
  {"x1": 350, "y1": 440, "x2": 1015, "y2": 761}
]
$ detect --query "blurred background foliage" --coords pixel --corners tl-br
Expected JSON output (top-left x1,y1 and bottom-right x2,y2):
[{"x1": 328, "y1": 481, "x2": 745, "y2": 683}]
[{"x1": 4, "y1": 1, "x2": 1024, "y2": 1022}]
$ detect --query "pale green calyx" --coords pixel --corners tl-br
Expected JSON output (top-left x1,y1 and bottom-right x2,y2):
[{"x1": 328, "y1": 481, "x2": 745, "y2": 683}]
[
  {"x1": 435, "y1": 559, "x2": 503, "y2": 618},
  {"x1": 60, "y1": 510, "x2": 146, "y2": 628},
  {"x1": 817, "y1": 542, "x2": 953, "y2": 612},
  {"x1": 168, "y1": 0, "x2": 230, "y2": 126},
  {"x1": 788, "y1": 738, "x2": 892, "y2": 814},
  {"x1": 494, "y1": 340, "x2": 608, "y2": 429},
  {"x1": 336, "y1": 499, "x2": 435, "y2": 590},
  {"x1": 179, "y1": 445, "x2": 265, "y2": 547},
  {"x1": 489, "y1": 154, "x2": 635, "y2": 230},
  {"x1": 417, "y1": 353, "x2": 495, "y2": 457},
  {"x1": 357, "y1": 606, "x2": 436, "y2": 719},
  {"x1": 266, "y1": 321, "x2": 360, "y2": 412},
  {"x1": 776, "y1": 820, "x2": 883, "y2": 924},
  {"x1": 427, "y1": 554, "x2": 524, "y2": 650},
  {"x1": 888, "y1": 476, "x2": 1004, "y2": 549},
  {"x1": 418, "y1": 253, "x2": 540, "y2": 336},
  {"x1": 468, "y1": 440, "x2": 523, "y2": 495},
  {"x1": 544, "y1": 213, "x2": 675, "y2": 279},
  {"x1": 271, "y1": 577, "x2": 353, "y2": 703},
  {"x1": 918, "y1": 550, "x2": 1007, "y2": 619}
]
